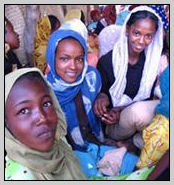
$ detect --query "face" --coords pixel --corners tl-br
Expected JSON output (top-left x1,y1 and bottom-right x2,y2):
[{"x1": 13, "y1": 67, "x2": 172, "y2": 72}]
[
  {"x1": 5, "y1": 20, "x2": 20, "y2": 49},
  {"x1": 127, "y1": 18, "x2": 157, "y2": 54},
  {"x1": 93, "y1": 13, "x2": 101, "y2": 21},
  {"x1": 55, "y1": 38, "x2": 84, "y2": 83},
  {"x1": 5, "y1": 78, "x2": 58, "y2": 152}
]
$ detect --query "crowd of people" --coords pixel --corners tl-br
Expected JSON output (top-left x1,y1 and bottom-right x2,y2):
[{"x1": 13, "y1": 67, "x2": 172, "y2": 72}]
[{"x1": 5, "y1": 4, "x2": 169, "y2": 180}]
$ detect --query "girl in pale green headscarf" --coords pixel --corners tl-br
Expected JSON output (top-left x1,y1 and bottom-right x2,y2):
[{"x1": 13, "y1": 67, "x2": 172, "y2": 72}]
[{"x1": 5, "y1": 67, "x2": 86, "y2": 180}]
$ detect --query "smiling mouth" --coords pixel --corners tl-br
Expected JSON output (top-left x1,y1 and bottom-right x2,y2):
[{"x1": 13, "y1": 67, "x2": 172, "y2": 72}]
[
  {"x1": 136, "y1": 47, "x2": 143, "y2": 50},
  {"x1": 66, "y1": 72, "x2": 77, "y2": 77}
]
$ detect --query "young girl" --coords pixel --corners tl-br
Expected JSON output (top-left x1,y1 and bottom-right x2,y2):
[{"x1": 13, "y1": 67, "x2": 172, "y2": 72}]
[
  {"x1": 5, "y1": 17, "x2": 22, "y2": 75},
  {"x1": 45, "y1": 19, "x2": 138, "y2": 178},
  {"x1": 94, "y1": 6, "x2": 164, "y2": 149},
  {"x1": 5, "y1": 68, "x2": 86, "y2": 180}
]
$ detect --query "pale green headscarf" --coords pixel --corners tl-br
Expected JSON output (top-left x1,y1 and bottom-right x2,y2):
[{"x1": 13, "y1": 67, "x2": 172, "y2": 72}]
[{"x1": 5, "y1": 68, "x2": 86, "y2": 180}]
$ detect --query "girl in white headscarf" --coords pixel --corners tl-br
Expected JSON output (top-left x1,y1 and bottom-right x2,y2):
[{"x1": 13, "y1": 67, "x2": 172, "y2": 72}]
[{"x1": 94, "y1": 6, "x2": 164, "y2": 149}]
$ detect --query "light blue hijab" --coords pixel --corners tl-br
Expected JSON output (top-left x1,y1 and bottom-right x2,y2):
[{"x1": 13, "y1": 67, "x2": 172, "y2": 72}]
[{"x1": 46, "y1": 19, "x2": 104, "y2": 149}]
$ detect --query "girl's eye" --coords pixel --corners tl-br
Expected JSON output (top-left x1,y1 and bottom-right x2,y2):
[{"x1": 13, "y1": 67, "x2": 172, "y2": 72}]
[
  {"x1": 18, "y1": 108, "x2": 29, "y2": 115},
  {"x1": 76, "y1": 57, "x2": 84, "y2": 63},
  {"x1": 60, "y1": 57, "x2": 68, "y2": 62},
  {"x1": 134, "y1": 31, "x2": 140, "y2": 37},
  {"x1": 43, "y1": 101, "x2": 52, "y2": 107},
  {"x1": 145, "y1": 34, "x2": 153, "y2": 40}
]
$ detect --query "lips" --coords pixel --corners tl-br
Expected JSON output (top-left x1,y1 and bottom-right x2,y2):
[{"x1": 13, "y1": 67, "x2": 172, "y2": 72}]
[
  {"x1": 65, "y1": 72, "x2": 78, "y2": 80},
  {"x1": 37, "y1": 128, "x2": 55, "y2": 140},
  {"x1": 66, "y1": 71, "x2": 77, "y2": 77},
  {"x1": 136, "y1": 46, "x2": 143, "y2": 50}
]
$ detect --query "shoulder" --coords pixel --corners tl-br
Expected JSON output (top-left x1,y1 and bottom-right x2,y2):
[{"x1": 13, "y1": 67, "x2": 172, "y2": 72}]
[
  {"x1": 86, "y1": 65, "x2": 101, "y2": 81},
  {"x1": 87, "y1": 65, "x2": 100, "y2": 75},
  {"x1": 5, "y1": 157, "x2": 34, "y2": 180},
  {"x1": 97, "y1": 50, "x2": 113, "y2": 70},
  {"x1": 99, "y1": 50, "x2": 113, "y2": 64},
  {"x1": 85, "y1": 66, "x2": 101, "y2": 90}
]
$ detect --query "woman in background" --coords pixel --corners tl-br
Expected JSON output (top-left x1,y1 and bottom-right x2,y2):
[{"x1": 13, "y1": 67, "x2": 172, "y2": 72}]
[
  {"x1": 32, "y1": 14, "x2": 60, "y2": 74},
  {"x1": 5, "y1": 17, "x2": 22, "y2": 75}
]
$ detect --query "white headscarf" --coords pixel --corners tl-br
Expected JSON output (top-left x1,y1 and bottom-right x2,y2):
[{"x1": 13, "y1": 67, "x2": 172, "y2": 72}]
[
  {"x1": 98, "y1": 24, "x2": 122, "y2": 58},
  {"x1": 109, "y1": 6, "x2": 163, "y2": 107}
]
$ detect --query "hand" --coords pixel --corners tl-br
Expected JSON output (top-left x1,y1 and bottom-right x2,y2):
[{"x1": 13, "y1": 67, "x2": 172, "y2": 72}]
[
  {"x1": 93, "y1": 93, "x2": 110, "y2": 117},
  {"x1": 101, "y1": 107, "x2": 121, "y2": 124}
]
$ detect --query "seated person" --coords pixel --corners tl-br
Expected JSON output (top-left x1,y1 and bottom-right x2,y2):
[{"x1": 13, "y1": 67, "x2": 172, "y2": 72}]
[
  {"x1": 45, "y1": 18, "x2": 138, "y2": 179},
  {"x1": 137, "y1": 65, "x2": 169, "y2": 169},
  {"x1": 5, "y1": 68, "x2": 86, "y2": 180},
  {"x1": 94, "y1": 6, "x2": 164, "y2": 149},
  {"x1": 5, "y1": 17, "x2": 22, "y2": 75}
]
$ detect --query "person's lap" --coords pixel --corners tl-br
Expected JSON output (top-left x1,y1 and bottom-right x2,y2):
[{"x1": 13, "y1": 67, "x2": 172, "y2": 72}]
[
  {"x1": 105, "y1": 100, "x2": 160, "y2": 145},
  {"x1": 74, "y1": 142, "x2": 138, "y2": 178}
]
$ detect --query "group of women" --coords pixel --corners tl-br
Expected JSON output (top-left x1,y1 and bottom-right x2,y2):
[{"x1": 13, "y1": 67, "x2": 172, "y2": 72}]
[{"x1": 5, "y1": 5, "x2": 169, "y2": 180}]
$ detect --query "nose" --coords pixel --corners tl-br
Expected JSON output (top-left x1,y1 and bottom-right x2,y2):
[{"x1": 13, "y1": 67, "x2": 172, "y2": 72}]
[
  {"x1": 69, "y1": 59, "x2": 76, "y2": 69},
  {"x1": 15, "y1": 31, "x2": 19, "y2": 38},
  {"x1": 139, "y1": 36, "x2": 145, "y2": 44},
  {"x1": 34, "y1": 108, "x2": 47, "y2": 126}
]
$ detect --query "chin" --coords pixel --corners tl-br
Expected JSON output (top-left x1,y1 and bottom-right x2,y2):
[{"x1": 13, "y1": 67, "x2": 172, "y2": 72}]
[
  {"x1": 65, "y1": 78, "x2": 77, "y2": 83},
  {"x1": 37, "y1": 144, "x2": 54, "y2": 152}
]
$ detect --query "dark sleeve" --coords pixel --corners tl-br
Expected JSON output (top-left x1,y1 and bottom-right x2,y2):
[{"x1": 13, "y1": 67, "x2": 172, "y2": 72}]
[
  {"x1": 149, "y1": 78, "x2": 157, "y2": 99},
  {"x1": 10, "y1": 51, "x2": 22, "y2": 69},
  {"x1": 5, "y1": 57, "x2": 12, "y2": 75},
  {"x1": 95, "y1": 21, "x2": 105, "y2": 35},
  {"x1": 97, "y1": 50, "x2": 115, "y2": 104}
]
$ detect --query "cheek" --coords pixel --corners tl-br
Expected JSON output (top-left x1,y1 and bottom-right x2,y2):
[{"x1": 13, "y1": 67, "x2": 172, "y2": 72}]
[
  {"x1": 78, "y1": 63, "x2": 85, "y2": 73},
  {"x1": 145, "y1": 39, "x2": 153, "y2": 46},
  {"x1": 47, "y1": 108, "x2": 58, "y2": 124},
  {"x1": 7, "y1": 118, "x2": 32, "y2": 140},
  {"x1": 55, "y1": 60, "x2": 64, "y2": 74}
]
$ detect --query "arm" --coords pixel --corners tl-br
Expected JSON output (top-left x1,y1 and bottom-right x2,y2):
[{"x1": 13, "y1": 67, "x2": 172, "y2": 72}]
[
  {"x1": 94, "y1": 52, "x2": 114, "y2": 117},
  {"x1": 94, "y1": 92, "x2": 110, "y2": 117}
]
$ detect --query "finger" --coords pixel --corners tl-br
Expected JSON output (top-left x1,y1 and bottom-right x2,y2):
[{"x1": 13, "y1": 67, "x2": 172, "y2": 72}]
[
  {"x1": 93, "y1": 101, "x2": 100, "y2": 116},
  {"x1": 102, "y1": 115, "x2": 116, "y2": 124},
  {"x1": 102, "y1": 117, "x2": 115, "y2": 124},
  {"x1": 98, "y1": 101, "x2": 107, "y2": 116}
]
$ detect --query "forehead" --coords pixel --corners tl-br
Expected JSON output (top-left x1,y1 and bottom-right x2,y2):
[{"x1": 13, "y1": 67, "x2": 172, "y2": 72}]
[
  {"x1": 7, "y1": 78, "x2": 49, "y2": 103},
  {"x1": 6, "y1": 20, "x2": 13, "y2": 30},
  {"x1": 133, "y1": 17, "x2": 155, "y2": 25},
  {"x1": 58, "y1": 38, "x2": 82, "y2": 47},
  {"x1": 130, "y1": 18, "x2": 156, "y2": 30},
  {"x1": 56, "y1": 38, "x2": 84, "y2": 54}
]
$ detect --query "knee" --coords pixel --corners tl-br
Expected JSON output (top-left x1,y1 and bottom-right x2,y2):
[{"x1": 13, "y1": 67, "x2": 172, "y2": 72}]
[{"x1": 121, "y1": 101, "x2": 155, "y2": 131}]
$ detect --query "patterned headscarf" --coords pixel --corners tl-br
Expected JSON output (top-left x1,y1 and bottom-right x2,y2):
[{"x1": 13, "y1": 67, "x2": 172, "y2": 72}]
[
  {"x1": 148, "y1": 5, "x2": 169, "y2": 30},
  {"x1": 32, "y1": 15, "x2": 51, "y2": 73}
]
